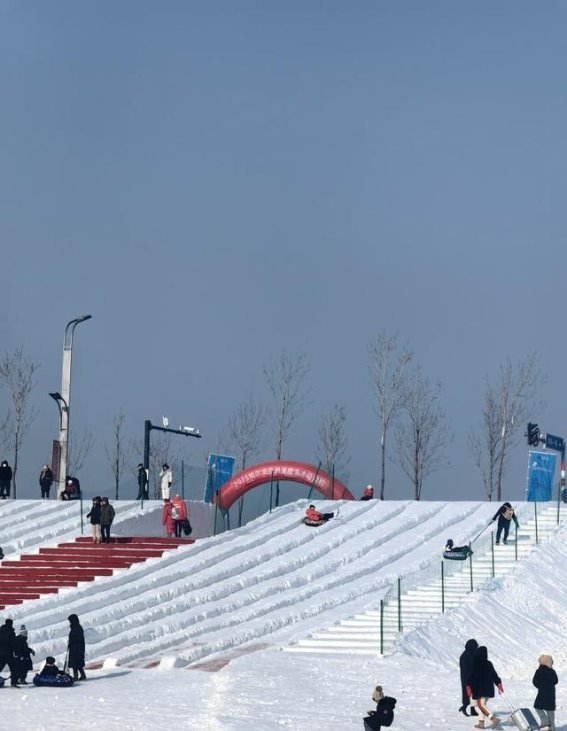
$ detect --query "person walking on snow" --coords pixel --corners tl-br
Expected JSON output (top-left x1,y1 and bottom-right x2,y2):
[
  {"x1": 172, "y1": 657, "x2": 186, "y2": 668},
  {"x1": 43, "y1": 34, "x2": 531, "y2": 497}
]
[
  {"x1": 162, "y1": 498, "x2": 175, "y2": 537},
  {"x1": 160, "y1": 463, "x2": 172, "y2": 500},
  {"x1": 360, "y1": 484, "x2": 374, "y2": 501},
  {"x1": 0, "y1": 618, "x2": 19, "y2": 687},
  {"x1": 491, "y1": 502, "x2": 519, "y2": 545},
  {"x1": 466, "y1": 645, "x2": 503, "y2": 728},
  {"x1": 67, "y1": 614, "x2": 86, "y2": 680},
  {"x1": 459, "y1": 639, "x2": 479, "y2": 716},
  {"x1": 533, "y1": 654, "x2": 558, "y2": 731},
  {"x1": 13, "y1": 625, "x2": 34, "y2": 684},
  {"x1": 39, "y1": 465, "x2": 54, "y2": 499}
]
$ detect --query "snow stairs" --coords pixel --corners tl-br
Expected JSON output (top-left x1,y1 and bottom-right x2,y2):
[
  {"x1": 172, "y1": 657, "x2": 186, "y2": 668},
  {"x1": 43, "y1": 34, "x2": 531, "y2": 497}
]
[
  {"x1": 0, "y1": 536, "x2": 194, "y2": 609},
  {"x1": 284, "y1": 503, "x2": 561, "y2": 656}
]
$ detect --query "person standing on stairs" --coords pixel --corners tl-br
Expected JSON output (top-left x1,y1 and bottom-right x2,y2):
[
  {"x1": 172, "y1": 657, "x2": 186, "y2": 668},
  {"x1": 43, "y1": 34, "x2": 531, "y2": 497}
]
[
  {"x1": 162, "y1": 498, "x2": 175, "y2": 537},
  {"x1": 100, "y1": 497, "x2": 115, "y2": 543},
  {"x1": 160, "y1": 463, "x2": 173, "y2": 500},
  {"x1": 67, "y1": 614, "x2": 86, "y2": 680},
  {"x1": 39, "y1": 465, "x2": 54, "y2": 499},
  {"x1": 171, "y1": 494, "x2": 188, "y2": 538},
  {"x1": 0, "y1": 460, "x2": 13, "y2": 499},
  {"x1": 459, "y1": 639, "x2": 479, "y2": 717},
  {"x1": 491, "y1": 502, "x2": 519, "y2": 545},
  {"x1": 466, "y1": 645, "x2": 503, "y2": 728},
  {"x1": 86, "y1": 496, "x2": 102, "y2": 544}
]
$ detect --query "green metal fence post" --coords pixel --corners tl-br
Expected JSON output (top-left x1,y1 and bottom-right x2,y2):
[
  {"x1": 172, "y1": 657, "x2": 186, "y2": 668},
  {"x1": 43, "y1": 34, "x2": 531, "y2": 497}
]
[
  {"x1": 491, "y1": 533, "x2": 495, "y2": 578},
  {"x1": 515, "y1": 520, "x2": 518, "y2": 561},
  {"x1": 398, "y1": 578, "x2": 402, "y2": 632},
  {"x1": 534, "y1": 501, "x2": 538, "y2": 546},
  {"x1": 469, "y1": 549, "x2": 473, "y2": 593},
  {"x1": 80, "y1": 494, "x2": 84, "y2": 535},
  {"x1": 380, "y1": 599, "x2": 384, "y2": 655}
]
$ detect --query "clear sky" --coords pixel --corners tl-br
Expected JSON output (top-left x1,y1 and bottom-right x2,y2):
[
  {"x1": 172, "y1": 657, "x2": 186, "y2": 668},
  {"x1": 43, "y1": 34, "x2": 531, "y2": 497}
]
[{"x1": 2, "y1": 1, "x2": 567, "y2": 504}]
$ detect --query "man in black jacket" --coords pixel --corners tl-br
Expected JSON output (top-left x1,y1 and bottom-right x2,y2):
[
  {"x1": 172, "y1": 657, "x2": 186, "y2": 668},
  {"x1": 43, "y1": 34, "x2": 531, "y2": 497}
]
[
  {"x1": 0, "y1": 460, "x2": 13, "y2": 499},
  {"x1": 492, "y1": 502, "x2": 519, "y2": 545},
  {"x1": 0, "y1": 619, "x2": 20, "y2": 686}
]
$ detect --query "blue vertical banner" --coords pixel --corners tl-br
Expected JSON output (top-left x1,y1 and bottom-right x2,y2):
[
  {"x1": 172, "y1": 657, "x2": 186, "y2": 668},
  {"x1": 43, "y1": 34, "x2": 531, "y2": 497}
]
[
  {"x1": 204, "y1": 454, "x2": 236, "y2": 503},
  {"x1": 526, "y1": 450, "x2": 557, "y2": 502}
]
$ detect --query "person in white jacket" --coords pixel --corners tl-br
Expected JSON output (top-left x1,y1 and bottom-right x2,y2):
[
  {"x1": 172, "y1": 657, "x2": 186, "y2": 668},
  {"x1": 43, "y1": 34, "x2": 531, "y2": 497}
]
[{"x1": 160, "y1": 463, "x2": 173, "y2": 499}]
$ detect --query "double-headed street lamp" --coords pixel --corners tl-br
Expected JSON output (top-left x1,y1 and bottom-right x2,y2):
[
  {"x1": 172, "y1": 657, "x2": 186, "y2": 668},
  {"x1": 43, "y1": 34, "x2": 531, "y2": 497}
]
[{"x1": 51, "y1": 315, "x2": 92, "y2": 496}]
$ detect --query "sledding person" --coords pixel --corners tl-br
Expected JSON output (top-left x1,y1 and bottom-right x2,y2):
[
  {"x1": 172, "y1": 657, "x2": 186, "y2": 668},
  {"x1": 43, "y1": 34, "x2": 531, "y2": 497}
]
[
  {"x1": 160, "y1": 463, "x2": 173, "y2": 500},
  {"x1": 171, "y1": 495, "x2": 188, "y2": 538},
  {"x1": 360, "y1": 484, "x2": 374, "y2": 501},
  {"x1": 13, "y1": 624, "x2": 35, "y2": 684},
  {"x1": 465, "y1": 645, "x2": 503, "y2": 728},
  {"x1": 136, "y1": 463, "x2": 149, "y2": 500},
  {"x1": 364, "y1": 684, "x2": 397, "y2": 730},
  {"x1": 86, "y1": 496, "x2": 102, "y2": 544},
  {"x1": 0, "y1": 618, "x2": 20, "y2": 687},
  {"x1": 444, "y1": 539, "x2": 473, "y2": 560},
  {"x1": 100, "y1": 497, "x2": 115, "y2": 543},
  {"x1": 67, "y1": 614, "x2": 86, "y2": 680},
  {"x1": 533, "y1": 654, "x2": 558, "y2": 731},
  {"x1": 39, "y1": 656, "x2": 66, "y2": 677},
  {"x1": 33, "y1": 656, "x2": 74, "y2": 686},
  {"x1": 162, "y1": 498, "x2": 175, "y2": 537},
  {"x1": 39, "y1": 465, "x2": 54, "y2": 499},
  {"x1": 491, "y1": 502, "x2": 519, "y2": 545},
  {"x1": 305, "y1": 504, "x2": 335, "y2": 522},
  {"x1": 459, "y1": 639, "x2": 479, "y2": 717}
]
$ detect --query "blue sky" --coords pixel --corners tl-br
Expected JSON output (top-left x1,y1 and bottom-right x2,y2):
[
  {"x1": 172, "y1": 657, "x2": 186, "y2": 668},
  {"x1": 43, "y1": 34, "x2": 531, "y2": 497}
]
[{"x1": 2, "y1": 1, "x2": 567, "y2": 504}]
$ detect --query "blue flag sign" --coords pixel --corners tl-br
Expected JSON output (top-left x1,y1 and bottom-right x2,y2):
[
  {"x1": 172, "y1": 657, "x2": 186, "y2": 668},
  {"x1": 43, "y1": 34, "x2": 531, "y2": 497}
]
[
  {"x1": 526, "y1": 450, "x2": 557, "y2": 502},
  {"x1": 204, "y1": 454, "x2": 236, "y2": 503}
]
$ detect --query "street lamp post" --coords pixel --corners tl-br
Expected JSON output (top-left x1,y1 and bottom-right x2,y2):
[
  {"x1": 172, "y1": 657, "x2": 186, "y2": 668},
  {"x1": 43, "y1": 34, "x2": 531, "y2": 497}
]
[{"x1": 53, "y1": 315, "x2": 92, "y2": 497}]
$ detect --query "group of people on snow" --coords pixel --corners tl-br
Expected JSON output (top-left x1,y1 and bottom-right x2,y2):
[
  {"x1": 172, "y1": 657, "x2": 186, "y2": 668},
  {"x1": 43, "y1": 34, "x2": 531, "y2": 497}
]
[
  {"x1": 459, "y1": 639, "x2": 557, "y2": 730},
  {"x1": 86, "y1": 496, "x2": 116, "y2": 543},
  {"x1": 0, "y1": 614, "x2": 86, "y2": 688},
  {"x1": 162, "y1": 494, "x2": 191, "y2": 537}
]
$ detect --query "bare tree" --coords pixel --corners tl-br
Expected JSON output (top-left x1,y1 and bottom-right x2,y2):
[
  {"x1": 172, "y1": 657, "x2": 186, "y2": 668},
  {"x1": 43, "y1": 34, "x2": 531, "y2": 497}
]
[
  {"x1": 104, "y1": 413, "x2": 135, "y2": 500},
  {"x1": 469, "y1": 354, "x2": 543, "y2": 501},
  {"x1": 67, "y1": 429, "x2": 95, "y2": 477},
  {"x1": 317, "y1": 403, "x2": 349, "y2": 479},
  {"x1": 264, "y1": 351, "x2": 310, "y2": 506},
  {"x1": 227, "y1": 396, "x2": 265, "y2": 472},
  {"x1": 369, "y1": 332, "x2": 413, "y2": 500},
  {"x1": 394, "y1": 367, "x2": 452, "y2": 500},
  {"x1": 0, "y1": 346, "x2": 40, "y2": 496}
]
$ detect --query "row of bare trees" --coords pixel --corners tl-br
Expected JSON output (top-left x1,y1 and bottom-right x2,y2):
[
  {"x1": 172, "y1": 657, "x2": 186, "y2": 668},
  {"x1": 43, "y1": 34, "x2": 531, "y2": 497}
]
[{"x1": 0, "y1": 340, "x2": 545, "y2": 503}]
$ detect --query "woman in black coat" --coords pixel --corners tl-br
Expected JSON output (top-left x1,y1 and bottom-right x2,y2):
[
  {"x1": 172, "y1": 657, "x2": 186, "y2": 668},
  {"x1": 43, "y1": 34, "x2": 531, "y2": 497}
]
[
  {"x1": 68, "y1": 614, "x2": 86, "y2": 680},
  {"x1": 533, "y1": 655, "x2": 558, "y2": 731},
  {"x1": 459, "y1": 638, "x2": 479, "y2": 716},
  {"x1": 466, "y1": 646, "x2": 503, "y2": 727}
]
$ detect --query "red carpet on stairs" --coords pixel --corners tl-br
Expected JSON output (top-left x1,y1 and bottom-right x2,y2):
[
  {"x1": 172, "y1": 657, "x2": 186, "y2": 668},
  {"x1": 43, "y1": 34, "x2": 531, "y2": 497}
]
[{"x1": 0, "y1": 536, "x2": 194, "y2": 609}]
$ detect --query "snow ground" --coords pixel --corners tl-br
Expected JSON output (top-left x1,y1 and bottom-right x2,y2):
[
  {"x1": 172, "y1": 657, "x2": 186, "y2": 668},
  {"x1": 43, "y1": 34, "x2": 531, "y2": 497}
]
[{"x1": 1, "y1": 498, "x2": 566, "y2": 730}]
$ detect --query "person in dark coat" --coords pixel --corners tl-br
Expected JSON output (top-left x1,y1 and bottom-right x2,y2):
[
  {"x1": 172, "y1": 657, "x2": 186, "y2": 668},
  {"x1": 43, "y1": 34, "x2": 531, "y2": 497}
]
[
  {"x1": 459, "y1": 639, "x2": 479, "y2": 716},
  {"x1": 466, "y1": 646, "x2": 503, "y2": 728},
  {"x1": 0, "y1": 618, "x2": 20, "y2": 686},
  {"x1": 39, "y1": 465, "x2": 54, "y2": 499},
  {"x1": 136, "y1": 463, "x2": 149, "y2": 500},
  {"x1": 0, "y1": 460, "x2": 13, "y2": 499},
  {"x1": 67, "y1": 614, "x2": 86, "y2": 680},
  {"x1": 13, "y1": 624, "x2": 35, "y2": 684},
  {"x1": 100, "y1": 497, "x2": 115, "y2": 543},
  {"x1": 533, "y1": 654, "x2": 558, "y2": 731},
  {"x1": 39, "y1": 656, "x2": 64, "y2": 677},
  {"x1": 86, "y1": 496, "x2": 102, "y2": 543},
  {"x1": 364, "y1": 685, "x2": 397, "y2": 730},
  {"x1": 491, "y1": 502, "x2": 519, "y2": 545},
  {"x1": 61, "y1": 476, "x2": 81, "y2": 500}
]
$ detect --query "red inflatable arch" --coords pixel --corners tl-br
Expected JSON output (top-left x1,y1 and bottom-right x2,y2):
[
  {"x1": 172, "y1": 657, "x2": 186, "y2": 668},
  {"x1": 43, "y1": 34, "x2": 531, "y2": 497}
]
[{"x1": 214, "y1": 460, "x2": 355, "y2": 511}]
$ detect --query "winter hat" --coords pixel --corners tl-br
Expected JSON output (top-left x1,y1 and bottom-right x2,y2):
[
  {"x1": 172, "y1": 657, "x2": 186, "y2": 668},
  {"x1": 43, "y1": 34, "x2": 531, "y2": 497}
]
[
  {"x1": 445, "y1": 539, "x2": 454, "y2": 548},
  {"x1": 19, "y1": 624, "x2": 27, "y2": 636},
  {"x1": 45, "y1": 656, "x2": 55, "y2": 664},
  {"x1": 5, "y1": 618, "x2": 13, "y2": 627},
  {"x1": 539, "y1": 654, "x2": 554, "y2": 667},
  {"x1": 68, "y1": 614, "x2": 79, "y2": 624},
  {"x1": 101, "y1": 497, "x2": 109, "y2": 503}
]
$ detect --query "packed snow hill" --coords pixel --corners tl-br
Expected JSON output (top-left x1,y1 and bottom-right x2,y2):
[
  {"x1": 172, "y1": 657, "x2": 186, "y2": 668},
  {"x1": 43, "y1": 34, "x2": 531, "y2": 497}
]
[{"x1": 0, "y1": 497, "x2": 566, "y2": 731}]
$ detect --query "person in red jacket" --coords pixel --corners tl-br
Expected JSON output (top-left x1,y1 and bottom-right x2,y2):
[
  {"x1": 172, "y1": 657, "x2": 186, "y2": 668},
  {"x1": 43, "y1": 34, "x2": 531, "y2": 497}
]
[
  {"x1": 305, "y1": 505, "x2": 335, "y2": 522},
  {"x1": 162, "y1": 499, "x2": 175, "y2": 537},
  {"x1": 171, "y1": 495, "x2": 188, "y2": 538}
]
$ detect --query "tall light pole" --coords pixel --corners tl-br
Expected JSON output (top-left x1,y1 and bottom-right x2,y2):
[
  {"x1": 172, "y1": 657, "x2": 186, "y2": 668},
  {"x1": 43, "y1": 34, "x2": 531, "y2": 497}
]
[{"x1": 54, "y1": 315, "x2": 92, "y2": 496}]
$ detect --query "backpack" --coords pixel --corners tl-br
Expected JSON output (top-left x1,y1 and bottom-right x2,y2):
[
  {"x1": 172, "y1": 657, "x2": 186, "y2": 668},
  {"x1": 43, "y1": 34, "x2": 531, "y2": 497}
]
[{"x1": 171, "y1": 506, "x2": 180, "y2": 520}]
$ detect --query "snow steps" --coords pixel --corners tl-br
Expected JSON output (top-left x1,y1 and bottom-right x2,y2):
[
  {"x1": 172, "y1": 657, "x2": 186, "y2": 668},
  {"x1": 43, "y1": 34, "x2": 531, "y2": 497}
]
[
  {"x1": 0, "y1": 536, "x2": 194, "y2": 607},
  {"x1": 285, "y1": 504, "x2": 562, "y2": 657}
]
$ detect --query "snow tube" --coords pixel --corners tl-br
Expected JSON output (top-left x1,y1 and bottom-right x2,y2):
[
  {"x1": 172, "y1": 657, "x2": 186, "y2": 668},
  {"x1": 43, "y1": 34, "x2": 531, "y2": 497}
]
[
  {"x1": 302, "y1": 517, "x2": 328, "y2": 527},
  {"x1": 443, "y1": 547, "x2": 472, "y2": 561},
  {"x1": 33, "y1": 673, "x2": 74, "y2": 687}
]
